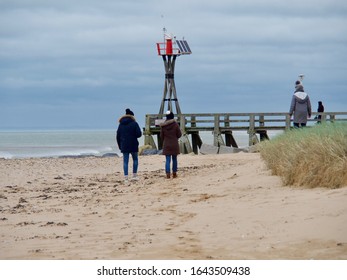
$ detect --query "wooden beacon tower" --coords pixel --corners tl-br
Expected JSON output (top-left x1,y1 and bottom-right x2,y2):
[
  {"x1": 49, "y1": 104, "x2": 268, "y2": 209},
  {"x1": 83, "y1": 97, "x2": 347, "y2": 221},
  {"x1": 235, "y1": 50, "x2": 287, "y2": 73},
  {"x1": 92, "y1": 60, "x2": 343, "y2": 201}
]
[{"x1": 156, "y1": 28, "x2": 192, "y2": 115}]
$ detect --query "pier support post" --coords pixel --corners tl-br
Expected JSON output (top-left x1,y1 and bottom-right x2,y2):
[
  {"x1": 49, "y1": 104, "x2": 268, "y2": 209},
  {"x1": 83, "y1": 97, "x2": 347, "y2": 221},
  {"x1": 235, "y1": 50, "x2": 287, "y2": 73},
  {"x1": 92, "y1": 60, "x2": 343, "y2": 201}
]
[
  {"x1": 248, "y1": 114, "x2": 258, "y2": 146},
  {"x1": 192, "y1": 133, "x2": 202, "y2": 154},
  {"x1": 213, "y1": 114, "x2": 225, "y2": 146},
  {"x1": 179, "y1": 114, "x2": 193, "y2": 154},
  {"x1": 144, "y1": 114, "x2": 158, "y2": 149},
  {"x1": 258, "y1": 130, "x2": 269, "y2": 141},
  {"x1": 190, "y1": 115, "x2": 202, "y2": 154},
  {"x1": 179, "y1": 134, "x2": 193, "y2": 154},
  {"x1": 285, "y1": 114, "x2": 291, "y2": 130},
  {"x1": 144, "y1": 135, "x2": 157, "y2": 150},
  {"x1": 223, "y1": 115, "x2": 238, "y2": 147},
  {"x1": 225, "y1": 132, "x2": 238, "y2": 148}
]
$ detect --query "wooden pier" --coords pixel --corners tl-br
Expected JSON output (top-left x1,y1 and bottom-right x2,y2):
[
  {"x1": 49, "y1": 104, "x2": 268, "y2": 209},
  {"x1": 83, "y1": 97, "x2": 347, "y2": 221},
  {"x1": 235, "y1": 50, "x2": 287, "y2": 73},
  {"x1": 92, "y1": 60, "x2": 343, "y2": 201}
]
[{"x1": 144, "y1": 112, "x2": 347, "y2": 154}]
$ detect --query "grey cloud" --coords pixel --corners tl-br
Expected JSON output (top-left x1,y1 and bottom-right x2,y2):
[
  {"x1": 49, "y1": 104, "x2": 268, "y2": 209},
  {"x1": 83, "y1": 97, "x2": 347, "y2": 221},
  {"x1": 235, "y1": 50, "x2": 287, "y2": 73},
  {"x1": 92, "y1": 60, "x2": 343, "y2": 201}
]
[{"x1": 1, "y1": 0, "x2": 346, "y2": 129}]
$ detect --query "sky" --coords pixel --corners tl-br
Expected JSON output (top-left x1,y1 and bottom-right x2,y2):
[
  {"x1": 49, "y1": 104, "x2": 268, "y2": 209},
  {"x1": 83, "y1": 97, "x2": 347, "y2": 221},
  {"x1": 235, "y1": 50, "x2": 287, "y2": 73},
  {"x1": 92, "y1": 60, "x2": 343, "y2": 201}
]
[{"x1": 1, "y1": 0, "x2": 346, "y2": 130}]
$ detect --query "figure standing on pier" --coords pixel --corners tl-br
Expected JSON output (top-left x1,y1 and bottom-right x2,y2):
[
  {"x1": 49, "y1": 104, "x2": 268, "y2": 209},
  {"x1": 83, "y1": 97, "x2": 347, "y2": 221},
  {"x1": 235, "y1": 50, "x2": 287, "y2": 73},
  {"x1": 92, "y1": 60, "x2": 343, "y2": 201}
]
[
  {"x1": 289, "y1": 80, "x2": 312, "y2": 128},
  {"x1": 316, "y1": 101, "x2": 325, "y2": 123}
]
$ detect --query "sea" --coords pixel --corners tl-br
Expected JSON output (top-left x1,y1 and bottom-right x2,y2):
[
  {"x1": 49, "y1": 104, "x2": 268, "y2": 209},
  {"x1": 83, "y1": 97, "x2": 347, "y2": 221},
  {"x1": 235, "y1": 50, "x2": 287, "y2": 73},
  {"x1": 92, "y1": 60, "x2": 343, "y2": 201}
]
[
  {"x1": 0, "y1": 130, "x2": 121, "y2": 159},
  {"x1": 0, "y1": 129, "x2": 281, "y2": 159}
]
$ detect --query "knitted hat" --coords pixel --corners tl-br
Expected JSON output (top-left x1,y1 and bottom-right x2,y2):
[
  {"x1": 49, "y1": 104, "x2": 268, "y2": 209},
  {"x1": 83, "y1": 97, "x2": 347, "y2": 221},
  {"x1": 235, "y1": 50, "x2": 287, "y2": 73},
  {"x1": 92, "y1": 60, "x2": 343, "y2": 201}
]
[
  {"x1": 166, "y1": 110, "x2": 174, "y2": 120},
  {"x1": 294, "y1": 81, "x2": 304, "y2": 92},
  {"x1": 125, "y1": 108, "x2": 134, "y2": 116}
]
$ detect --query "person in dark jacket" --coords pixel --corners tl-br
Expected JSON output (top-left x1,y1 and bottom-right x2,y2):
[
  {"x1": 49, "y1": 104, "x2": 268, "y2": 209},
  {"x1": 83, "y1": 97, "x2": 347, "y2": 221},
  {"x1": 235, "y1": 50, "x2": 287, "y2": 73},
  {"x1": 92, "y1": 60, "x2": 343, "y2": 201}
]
[
  {"x1": 160, "y1": 111, "x2": 182, "y2": 179},
  {"x1": 289, "y1": 80, "x2": 312, "y2": 128},
  {"x1": 316, "y1": 101, "x2": 324, "y2": 123},
  {"x1": 116, "y1": 108, "x2": 142, "y2": 182}
]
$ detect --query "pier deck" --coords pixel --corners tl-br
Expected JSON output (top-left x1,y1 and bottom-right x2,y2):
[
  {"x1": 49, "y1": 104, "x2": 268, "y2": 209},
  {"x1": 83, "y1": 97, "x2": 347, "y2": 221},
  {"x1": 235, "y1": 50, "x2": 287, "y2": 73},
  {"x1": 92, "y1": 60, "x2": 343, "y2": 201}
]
[{"x1": 144, "y1": 112, "x2": 347, "y2": 154}]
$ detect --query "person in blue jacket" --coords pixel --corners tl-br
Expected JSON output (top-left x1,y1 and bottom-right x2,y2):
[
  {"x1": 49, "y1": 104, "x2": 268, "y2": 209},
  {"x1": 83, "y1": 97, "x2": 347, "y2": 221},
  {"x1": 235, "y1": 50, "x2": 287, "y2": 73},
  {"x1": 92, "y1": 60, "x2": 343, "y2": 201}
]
[{"x1": 116, "y1": 108, "x2": 142, "y2": 182}]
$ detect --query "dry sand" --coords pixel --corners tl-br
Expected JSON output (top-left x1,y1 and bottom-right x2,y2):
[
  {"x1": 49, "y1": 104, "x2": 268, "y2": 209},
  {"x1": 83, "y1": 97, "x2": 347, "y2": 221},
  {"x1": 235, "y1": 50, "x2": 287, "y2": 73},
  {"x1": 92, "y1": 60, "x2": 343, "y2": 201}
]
[{"x1": 1, "y1": 153, "x2": 346, "y2": 260}]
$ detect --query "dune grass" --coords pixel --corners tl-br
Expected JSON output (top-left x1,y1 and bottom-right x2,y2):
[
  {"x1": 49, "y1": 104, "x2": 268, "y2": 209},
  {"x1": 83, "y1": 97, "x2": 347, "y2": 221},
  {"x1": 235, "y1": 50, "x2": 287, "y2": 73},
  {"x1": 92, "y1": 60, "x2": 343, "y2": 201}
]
[{"x1": 259, "y1": 122, "x2": 347, "y2": 188}]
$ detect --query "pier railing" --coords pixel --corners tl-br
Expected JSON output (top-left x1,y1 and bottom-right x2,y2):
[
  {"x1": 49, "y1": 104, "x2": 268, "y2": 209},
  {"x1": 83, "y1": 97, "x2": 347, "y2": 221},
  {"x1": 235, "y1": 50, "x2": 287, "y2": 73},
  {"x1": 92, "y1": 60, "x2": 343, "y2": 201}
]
[{"x1": 144, "y1": 112, "x2": 347, "y2": 154}]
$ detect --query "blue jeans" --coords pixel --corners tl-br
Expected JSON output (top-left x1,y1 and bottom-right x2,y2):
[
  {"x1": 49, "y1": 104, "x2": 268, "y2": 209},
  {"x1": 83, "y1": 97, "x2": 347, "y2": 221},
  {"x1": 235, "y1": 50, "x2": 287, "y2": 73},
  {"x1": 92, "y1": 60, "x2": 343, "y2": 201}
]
[
  {"x1": 123, "y1": 152, "x2": 138, "y2": 176},
  {"x1": 165, "y1": 155, "x2": 177, "y2": 173}
]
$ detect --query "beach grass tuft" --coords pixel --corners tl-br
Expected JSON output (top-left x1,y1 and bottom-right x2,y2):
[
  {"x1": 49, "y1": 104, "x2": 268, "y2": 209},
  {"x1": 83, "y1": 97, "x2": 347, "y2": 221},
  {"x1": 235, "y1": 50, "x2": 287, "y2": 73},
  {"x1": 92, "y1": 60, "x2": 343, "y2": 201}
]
[{"x1": 259, "y1": 122, "x2": 347, "y2": 188}]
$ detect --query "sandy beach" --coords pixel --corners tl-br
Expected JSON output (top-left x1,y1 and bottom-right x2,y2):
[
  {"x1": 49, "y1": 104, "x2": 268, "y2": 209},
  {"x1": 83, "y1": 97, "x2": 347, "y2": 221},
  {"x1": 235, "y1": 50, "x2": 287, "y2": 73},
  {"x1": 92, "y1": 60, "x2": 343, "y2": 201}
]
[{"x1": 1, "y1": 152, "x2": 346, "y2": 260}]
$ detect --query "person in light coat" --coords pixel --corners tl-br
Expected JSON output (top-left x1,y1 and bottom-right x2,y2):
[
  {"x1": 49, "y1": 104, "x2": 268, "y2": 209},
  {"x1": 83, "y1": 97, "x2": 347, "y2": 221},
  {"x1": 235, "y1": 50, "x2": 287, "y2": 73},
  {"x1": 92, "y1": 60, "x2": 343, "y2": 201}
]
[{"x1": 289, "y1": 81, "x2": 312, "y2": 128}]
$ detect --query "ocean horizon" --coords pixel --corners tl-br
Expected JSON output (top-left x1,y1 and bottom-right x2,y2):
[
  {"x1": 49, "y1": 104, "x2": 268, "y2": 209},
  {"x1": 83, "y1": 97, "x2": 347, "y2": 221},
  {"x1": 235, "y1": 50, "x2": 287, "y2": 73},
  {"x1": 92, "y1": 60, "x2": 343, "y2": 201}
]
[
  {"x1": 0, "y1": 129, "x2": 121, "y2": 159},
  {"x1": 0, "y1": 129, "x2": 279, "y2": 159}
]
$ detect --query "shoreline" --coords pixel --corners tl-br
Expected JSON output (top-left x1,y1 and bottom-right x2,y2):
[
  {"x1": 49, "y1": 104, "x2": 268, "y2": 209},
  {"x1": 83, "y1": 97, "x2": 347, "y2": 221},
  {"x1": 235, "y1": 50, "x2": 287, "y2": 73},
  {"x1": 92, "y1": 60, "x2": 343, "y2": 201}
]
[
  {"x1": 0, "y1": 152, "x2": 121, "y2": 160},
  {"x1": 1, "y1": 153, "x2": 346, "y2": 259},
  {"x1": 0, "y1": 130, "x2": 261, "y2": 160}
]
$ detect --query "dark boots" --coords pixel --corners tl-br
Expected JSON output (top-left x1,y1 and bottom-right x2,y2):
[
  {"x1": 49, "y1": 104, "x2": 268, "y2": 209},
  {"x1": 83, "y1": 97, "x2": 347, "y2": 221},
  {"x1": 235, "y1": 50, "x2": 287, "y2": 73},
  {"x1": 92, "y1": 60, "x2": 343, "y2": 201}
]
[{"x1": 166, "y1": 172, "x2": 177, "y2": 179}]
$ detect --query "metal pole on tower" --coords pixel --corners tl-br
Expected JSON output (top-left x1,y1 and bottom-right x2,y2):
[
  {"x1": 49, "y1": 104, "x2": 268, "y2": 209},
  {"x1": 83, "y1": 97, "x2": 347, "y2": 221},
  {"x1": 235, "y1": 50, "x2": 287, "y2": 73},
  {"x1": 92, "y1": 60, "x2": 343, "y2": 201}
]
[{"x1": 156, "y1": 29, "x2": 191, "y2": 116}]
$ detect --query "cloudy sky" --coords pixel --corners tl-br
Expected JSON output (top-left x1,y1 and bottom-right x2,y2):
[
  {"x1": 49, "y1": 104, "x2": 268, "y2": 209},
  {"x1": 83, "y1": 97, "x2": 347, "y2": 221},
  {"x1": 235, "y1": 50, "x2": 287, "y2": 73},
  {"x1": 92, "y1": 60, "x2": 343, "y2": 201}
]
[{"x1": 1, "y1": 0, "x2": 346, "y2": 130}]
